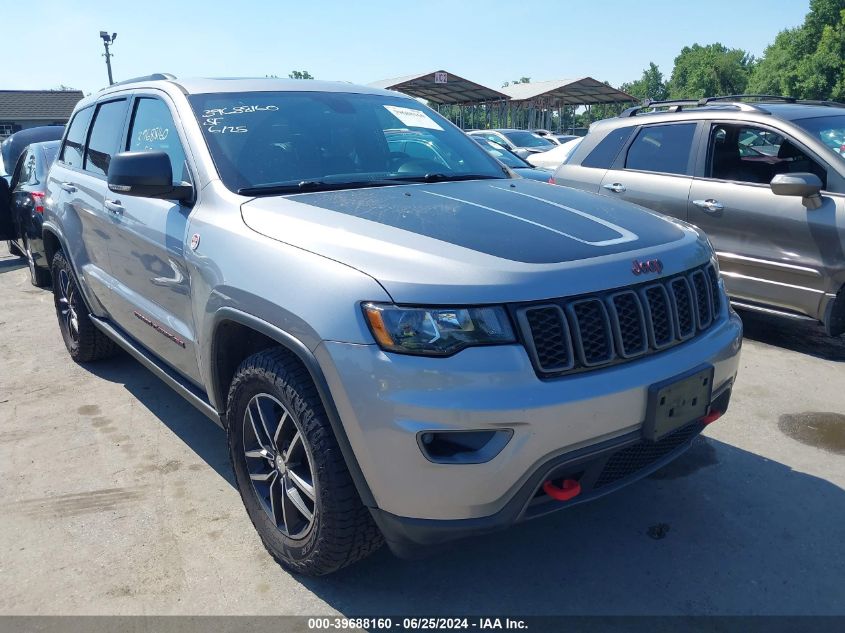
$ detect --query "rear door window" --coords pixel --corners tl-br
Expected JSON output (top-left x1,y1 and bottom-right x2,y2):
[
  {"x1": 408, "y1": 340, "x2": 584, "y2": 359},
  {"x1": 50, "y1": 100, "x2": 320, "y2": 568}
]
[
  {"x1": 84, "y1": 99, "x2": 129, "y2": 177},
  {"x1": 59, "y1": 106, "x2": 95, "y2": 169},
  {"x1": 581, "y1": 127, "x2": 635, "y2": 169},
  {"x1": 127, "y1": 97, "x2": 189, "y2": 184},
  {"x1": 625, "y1": 123, "x2": 696, "y2": 175}
]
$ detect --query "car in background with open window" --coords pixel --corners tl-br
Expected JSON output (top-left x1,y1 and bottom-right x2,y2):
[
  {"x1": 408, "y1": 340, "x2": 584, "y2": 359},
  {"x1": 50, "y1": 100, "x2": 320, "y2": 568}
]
[
  {"x1": 0, "y1": 139, "x2": 60, "y2": 286},
  {"x1": 552, "y1": 96, "x2": 845, "y2": 338}
]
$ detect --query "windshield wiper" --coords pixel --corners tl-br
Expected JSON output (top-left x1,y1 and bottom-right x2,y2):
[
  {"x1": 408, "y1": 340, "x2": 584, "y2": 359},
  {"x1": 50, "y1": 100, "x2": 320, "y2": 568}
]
[
  {"x1": 392, "y1": 173, "x2": 505, "y2": 184},
  {"x1": 238, "y1": 173, "x2": 507, "y2": 196},
  {"x1": 238, "y1": 180, "x2": 328, "y2": 195},
  {"x1": 238, "y1": 179, "x2": 404, "y2": 196}
]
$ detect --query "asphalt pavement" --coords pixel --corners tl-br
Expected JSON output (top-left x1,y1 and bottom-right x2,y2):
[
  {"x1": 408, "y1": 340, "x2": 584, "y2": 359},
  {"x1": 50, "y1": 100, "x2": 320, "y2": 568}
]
[{"x1": 1, "y1": 251, "x2": 843, "y2": 616}]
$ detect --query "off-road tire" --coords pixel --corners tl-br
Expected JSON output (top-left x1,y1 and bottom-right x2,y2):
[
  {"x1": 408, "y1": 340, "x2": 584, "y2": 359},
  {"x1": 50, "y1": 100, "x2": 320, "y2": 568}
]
[
  {"x1": 7, "y1": 240, "x2": 23, "y2": 258},
  {"x1": 227, "y1": 348, "x2": 383, "y2": 575},
  {"x1": 24, "y1": 236, "x2": 50, "y2": 287},
  {"x1": 51, "y1": 251, "x2": 117, "y2": 362}
]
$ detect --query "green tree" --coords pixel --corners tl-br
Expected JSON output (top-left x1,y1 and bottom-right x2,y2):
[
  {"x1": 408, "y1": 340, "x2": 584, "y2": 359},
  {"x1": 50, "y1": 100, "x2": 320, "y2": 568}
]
[
  {"x1": 668, "y1": 43, "x2": 754, "y2": 99},
  {"x1": 746, "y1": 28, "x2": 801, "y2": 96},
  {"x1": 501, "y1": 76, "x2": 530, "y2": 88},
  {"x1": 621, "y1": 62, "x2": 669, "y2": 102},
  {"x1": 749, "y1": 0, "x2": 845, "y2": 99},
  {"x1": 288, "y1": 70, "x2": 314, "y2": 80}
]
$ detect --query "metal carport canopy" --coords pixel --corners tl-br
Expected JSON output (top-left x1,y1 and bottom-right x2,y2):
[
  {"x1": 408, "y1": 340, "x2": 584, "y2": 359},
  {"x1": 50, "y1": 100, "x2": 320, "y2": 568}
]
[
  {"x1": 369, "y1": 71, "x2": 510, "y2": 105},
  {"x1": 500, "y1": 77, "x2": 635, "y2": 105}
]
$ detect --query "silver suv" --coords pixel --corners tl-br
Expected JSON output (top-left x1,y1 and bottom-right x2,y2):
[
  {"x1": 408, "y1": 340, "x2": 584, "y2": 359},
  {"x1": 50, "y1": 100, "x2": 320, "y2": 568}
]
[
  {"x1": 553, "y1": 96, "x2": 845, "y2": 337},
  {"x1": 41, "y1": 76, "x2": 742, "y2": 575}
]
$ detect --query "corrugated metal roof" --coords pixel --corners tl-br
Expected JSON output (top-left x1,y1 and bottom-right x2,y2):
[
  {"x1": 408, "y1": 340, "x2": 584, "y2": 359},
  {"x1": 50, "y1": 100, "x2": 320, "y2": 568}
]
[
  {"x1": 500, "y1": 78, "x2": 635, "y2": 105},
  {"x1": 0, "y1": 90, "x2": 84, "y2": 121},
  {"x1": 369, "y1": 71, "x2": 509, "y2": 105}
]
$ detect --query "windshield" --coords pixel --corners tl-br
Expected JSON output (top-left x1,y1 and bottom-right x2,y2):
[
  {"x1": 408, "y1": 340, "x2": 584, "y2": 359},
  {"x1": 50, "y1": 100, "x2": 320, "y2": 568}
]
[
  {"x1": 473, "y1": 137, "x2": 528, "y2": 168},
  {"x1": 502, "y1": 131, "x2": 555, "y2": 149},
  {"x1": 794, "y1": 115, "x2": 845, "y2": 161},
  {"x1": 188, "y1": 92, "x2": 508, "y2": 192}
]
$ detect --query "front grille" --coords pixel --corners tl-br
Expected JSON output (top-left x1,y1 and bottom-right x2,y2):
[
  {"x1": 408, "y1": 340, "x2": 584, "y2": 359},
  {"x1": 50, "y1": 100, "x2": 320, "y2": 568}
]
[
  {"x1": 568, "y1": 299, "x2": 613, "y2": 365},
  {"x1": 594, "y1": 422, "x2": 702, "y2": 489},
  {"x1": 516, "y1": 264, "x2": 721, "y2": 378}
]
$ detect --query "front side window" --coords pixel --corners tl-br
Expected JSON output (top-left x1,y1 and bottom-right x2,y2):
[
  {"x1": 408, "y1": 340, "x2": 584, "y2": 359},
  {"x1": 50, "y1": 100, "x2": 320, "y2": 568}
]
[
  {"x1": 85, "y1": 99, "x2": 128, "y2": 177},
  {"x1": 60, "y1": 106, "x2": 94, "y2": 169},
  {"x1": 188, "y1": 92, "x2": 507, "y2": 193},
  {"x1": 625, "y1": 123, "x2": 696, "y2": 175},
  {"x1": 708, "y1": 123, "x2": 827, "y2": 188},
  {"x1": 127, "y1": 98, "x2": 189, "y2": 184}
]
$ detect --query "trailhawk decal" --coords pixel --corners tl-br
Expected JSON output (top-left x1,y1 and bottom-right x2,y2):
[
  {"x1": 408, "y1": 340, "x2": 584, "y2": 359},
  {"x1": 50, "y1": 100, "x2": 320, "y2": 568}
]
[
  {"x1": 425, "y1": 187, "x2": 638, "y2": 247},
  {"x1": 283, "y1": 180, "x2": 685, "y2": 264}
]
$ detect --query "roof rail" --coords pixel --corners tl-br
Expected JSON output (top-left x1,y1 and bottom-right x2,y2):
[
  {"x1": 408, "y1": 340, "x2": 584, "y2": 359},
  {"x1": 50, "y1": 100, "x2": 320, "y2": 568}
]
[
  {"x1": 704, "y1": 94, "x2": 797, "y2": 104},
  {"x1": 620, "y1": 94, "x2": 801, "y2": 117},
  {"x1": 103, "y1": 73, "x2": 177, "y2": 89},
  {"x1": 796, "y1": 99, "x2": 845, "y2": 108}
]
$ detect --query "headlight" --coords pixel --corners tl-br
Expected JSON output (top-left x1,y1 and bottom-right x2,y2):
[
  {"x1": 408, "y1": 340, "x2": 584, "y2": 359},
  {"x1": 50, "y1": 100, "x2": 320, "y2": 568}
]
[{"x1": 362, "y1": 303, "x2": 516, "y2": 356}]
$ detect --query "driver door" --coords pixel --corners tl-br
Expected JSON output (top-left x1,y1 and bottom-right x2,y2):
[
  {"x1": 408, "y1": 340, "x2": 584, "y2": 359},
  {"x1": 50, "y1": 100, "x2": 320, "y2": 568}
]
[{"x1": 688, "y1": 122, "x2": 835, "y2": 317}]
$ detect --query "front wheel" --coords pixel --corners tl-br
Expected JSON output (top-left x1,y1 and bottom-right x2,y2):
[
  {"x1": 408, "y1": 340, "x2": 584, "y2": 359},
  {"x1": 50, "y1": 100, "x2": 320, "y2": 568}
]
[{"x1": 227, "y1": 348, "x2": 383, "y2": 575}]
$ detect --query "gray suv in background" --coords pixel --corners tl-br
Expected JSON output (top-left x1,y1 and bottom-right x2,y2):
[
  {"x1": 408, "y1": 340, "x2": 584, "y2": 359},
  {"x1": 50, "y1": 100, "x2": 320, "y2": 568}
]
[
  {"x1": 553, "y1": 96, "x2": 845, "y2": 337},
  {"x1": 41, "y1": 76, "x2": 742, "y2": 575}
]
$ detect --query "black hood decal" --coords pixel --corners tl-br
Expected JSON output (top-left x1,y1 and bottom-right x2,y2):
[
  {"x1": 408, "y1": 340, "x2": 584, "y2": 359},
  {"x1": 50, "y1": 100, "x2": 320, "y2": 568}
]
[{"x1": 286, "y1": 180, "x2": 685, "y2": 264}]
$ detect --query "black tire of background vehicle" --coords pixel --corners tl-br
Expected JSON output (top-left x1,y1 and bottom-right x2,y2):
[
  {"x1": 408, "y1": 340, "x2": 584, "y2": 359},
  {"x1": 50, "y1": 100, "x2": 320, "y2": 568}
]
[
  {"x1": 7, "y1": 240, "x2": 23, "y2": 258},
  {"x1": 50, "y1": 251, "x2": 117, "y2": 362},
  {"x1": 24, "y1": 236, "x2": 50, "y2": 287},
  {"x1": 227, "y1": 348, "x2": 384, "y2": 575}
]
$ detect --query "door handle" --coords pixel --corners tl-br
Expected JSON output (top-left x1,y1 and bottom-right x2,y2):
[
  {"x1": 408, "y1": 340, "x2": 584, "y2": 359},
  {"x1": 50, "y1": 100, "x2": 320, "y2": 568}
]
[
  {"x1": 602, "y1": 182, "x2": 626, "y2": 193},
  {"x1": 692, "y1": 199, "x2": 724, "y2": 213},
  {"x1": 59, "y1": 182, "x2": 77, "y2": 193},
  {"x1": 104, "y1": 199, "x2": 124, "y2": 215}
]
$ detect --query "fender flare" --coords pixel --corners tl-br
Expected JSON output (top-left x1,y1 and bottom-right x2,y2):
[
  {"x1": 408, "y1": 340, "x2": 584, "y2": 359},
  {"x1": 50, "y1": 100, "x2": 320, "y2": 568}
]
[
  {"x1": 40, "y1": 221, "x2": 102, "y2": 313},
  {"x1": 209, "y1": 306, "x2": 377, "y2": 508}
]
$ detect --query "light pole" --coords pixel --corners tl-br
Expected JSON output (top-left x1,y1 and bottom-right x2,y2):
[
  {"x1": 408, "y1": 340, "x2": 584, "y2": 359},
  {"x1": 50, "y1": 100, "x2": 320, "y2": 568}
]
[{"x1": 99, "y1": 31, "x2": 117, "y2": 85}]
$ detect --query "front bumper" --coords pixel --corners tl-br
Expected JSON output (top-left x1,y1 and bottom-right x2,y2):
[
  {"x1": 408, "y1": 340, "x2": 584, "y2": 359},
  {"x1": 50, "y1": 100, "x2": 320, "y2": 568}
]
[
  {"x1": 314, "y1": 309, "x2": 742, "y2": 549},
  {"x1": 370, "y1": 386, "x2": 730, "y2": 558}
]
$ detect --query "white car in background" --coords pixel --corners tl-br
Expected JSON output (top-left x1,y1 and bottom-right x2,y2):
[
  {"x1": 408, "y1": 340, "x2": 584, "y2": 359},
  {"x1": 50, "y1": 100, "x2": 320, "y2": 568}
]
[{"x1": 526, "y1": 137, "x2": 583, "y2": 170}]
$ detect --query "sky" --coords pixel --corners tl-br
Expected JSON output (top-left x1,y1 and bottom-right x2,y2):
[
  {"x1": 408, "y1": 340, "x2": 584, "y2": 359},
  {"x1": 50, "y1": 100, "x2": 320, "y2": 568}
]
[{"x1": 6, "y1": 0, "x2": 812, "y2": 96}]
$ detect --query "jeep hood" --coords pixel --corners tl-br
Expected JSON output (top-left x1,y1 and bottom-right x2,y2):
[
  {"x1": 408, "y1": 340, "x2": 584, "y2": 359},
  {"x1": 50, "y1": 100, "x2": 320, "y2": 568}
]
[{"x1": 241, "y1": 179, "x2": 709, "y2": 304}]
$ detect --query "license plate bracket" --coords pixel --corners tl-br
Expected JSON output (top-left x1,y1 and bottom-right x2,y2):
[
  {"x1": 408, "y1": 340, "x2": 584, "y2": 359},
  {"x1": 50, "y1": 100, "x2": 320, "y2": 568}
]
[{"x1": 643, "y1": 365, "x2": 714, "y2": 442}]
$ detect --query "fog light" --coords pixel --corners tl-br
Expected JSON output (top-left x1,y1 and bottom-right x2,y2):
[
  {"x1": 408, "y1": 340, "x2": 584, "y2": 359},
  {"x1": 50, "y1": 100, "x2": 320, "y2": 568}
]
[{"x1": 417, "y1": 429, "x2": 512, "y2": 464}]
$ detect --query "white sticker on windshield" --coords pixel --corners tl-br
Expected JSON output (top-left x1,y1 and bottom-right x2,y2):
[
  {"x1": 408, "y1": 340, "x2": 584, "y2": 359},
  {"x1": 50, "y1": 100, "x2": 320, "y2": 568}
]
[{"x1": 383, "y1": 105, "x2": 443, "y2": 131}]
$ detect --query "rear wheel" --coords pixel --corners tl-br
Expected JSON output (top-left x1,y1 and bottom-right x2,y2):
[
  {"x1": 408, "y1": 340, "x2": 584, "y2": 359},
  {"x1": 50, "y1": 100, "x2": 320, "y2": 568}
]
[
  {"x1": 24, "y1": 236, "x2": 50, "y2": 287},
  {"x1": 7, "y1": 240, "x2": 23, "y2": 258},
  {"x1": 227, "y1": 348, "x2": 383, "y2": 575},
  {"x1": 51, "y1": 251, "x2": 117, "y2": 362}
]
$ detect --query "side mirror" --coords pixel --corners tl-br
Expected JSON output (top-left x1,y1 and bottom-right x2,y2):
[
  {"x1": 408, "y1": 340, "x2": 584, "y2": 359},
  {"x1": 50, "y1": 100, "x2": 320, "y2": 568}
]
[
  {"x1": 107, "y1": 151, "x2": 192, "y2": 202},
  {"x1": 770, "y1": 172, "x2": 823, "y2": 210}
]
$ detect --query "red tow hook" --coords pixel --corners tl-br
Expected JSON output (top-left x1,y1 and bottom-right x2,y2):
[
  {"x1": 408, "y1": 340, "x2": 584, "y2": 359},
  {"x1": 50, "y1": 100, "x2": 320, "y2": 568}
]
[
  {"x1": 543, "y1": 478, "x2": 581, "y2": 501},
  {"x1": 702, "y1": 409, "x2": 723, "y2": 426}
]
